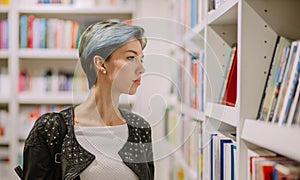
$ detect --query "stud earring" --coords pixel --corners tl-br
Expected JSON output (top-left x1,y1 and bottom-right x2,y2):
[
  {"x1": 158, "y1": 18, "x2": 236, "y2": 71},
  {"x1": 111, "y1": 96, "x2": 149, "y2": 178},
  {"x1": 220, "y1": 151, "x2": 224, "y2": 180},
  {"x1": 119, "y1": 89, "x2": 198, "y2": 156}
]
[{"x1": 100, "y1": 67, "x2": 106, "y2": 74}]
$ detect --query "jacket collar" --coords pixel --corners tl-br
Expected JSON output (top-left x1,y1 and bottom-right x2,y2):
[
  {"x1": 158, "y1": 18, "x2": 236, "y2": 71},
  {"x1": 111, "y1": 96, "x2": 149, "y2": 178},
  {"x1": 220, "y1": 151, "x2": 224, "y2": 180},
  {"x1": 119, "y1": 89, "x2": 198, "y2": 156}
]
[{"x1": 59, "y1": 107, "x2": 151, "y2": 180}]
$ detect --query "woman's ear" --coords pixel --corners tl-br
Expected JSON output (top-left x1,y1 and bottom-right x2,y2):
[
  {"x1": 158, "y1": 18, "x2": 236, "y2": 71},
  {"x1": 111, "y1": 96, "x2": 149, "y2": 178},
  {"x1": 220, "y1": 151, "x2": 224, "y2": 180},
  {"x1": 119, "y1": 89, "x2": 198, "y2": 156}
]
[{"x1": 94, "y1": 55, "x2": 107, "y2": 74}]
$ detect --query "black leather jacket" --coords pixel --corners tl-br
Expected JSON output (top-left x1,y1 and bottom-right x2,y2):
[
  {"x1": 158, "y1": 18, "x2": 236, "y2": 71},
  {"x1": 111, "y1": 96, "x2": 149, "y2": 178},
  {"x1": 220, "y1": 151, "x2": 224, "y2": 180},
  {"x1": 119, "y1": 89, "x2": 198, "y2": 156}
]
[{"x1": 21, "y1": 107, "x2": 155, "y2": 180}]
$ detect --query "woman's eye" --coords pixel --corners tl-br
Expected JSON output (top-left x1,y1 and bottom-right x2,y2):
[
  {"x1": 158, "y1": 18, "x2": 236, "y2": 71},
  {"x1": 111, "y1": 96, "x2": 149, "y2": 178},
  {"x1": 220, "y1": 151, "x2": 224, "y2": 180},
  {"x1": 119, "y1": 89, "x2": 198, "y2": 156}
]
[{"x1": 127, "y1": 56, "x2": 135, "y2": 61}]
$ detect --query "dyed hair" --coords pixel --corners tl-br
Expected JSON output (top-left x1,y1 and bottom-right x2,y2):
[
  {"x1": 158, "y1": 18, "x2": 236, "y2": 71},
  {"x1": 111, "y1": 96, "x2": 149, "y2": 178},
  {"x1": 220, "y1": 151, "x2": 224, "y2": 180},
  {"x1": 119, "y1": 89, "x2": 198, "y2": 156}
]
[{"x1": 78, "y1": 21, "x2": 147, "y2": 89}]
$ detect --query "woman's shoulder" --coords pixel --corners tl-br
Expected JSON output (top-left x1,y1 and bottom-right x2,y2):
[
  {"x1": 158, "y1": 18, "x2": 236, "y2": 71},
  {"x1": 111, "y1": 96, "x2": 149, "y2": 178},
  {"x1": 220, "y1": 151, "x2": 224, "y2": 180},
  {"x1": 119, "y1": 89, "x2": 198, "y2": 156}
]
[
  {"x1": 24, "y1": 112, "x2": 61, "y2": 145},
  {"x1": 25, "y1": 107, "x2": 73, "y2": 145},
  {"x1": 33, "y1": 112, "x2": 63, "y2": 130},
  {"x1": 119, "y1": 108, "x2": 151, "y2": 129}
]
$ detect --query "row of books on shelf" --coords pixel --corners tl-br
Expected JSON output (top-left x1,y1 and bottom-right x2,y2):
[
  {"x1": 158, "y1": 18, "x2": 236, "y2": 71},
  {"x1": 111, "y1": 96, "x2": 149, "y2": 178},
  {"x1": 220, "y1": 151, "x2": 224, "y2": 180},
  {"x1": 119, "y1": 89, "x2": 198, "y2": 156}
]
[
  {"x1": 37, "y1": 0, "x2": 73, "y2": 4},
  {"x1": 183, "y1": 119, "x2": 202, "y2": 172},
  {"x1": 20, "y1": 15, "x2": 81, "y2": 49},
  {"x1": 0, "y1": 19, "x2": 8, "y2": 49},
  {"x1": 19, "y1": 68, "x2": 88, "y2": 93},
  {"x1": 164, "y1": 105, "x2": 183, "y2": 148},
  {"x1": 178, "y1": 0, "x2": 201, "y2": 29},
  {"x1": 193, "y1": 51, "x2": 205, "y2": 112},
  {"x1": 177, "y1": 51, "x2": 205, "y2": 112},
  {"x1": 249, "y1": 149, "x2": 300, "y2": 180},
  {"x1": 218, "y1": 43, "x2": 237, "y2": 107},
  {"x1": 210, "y1": 133, "x2": 237, "y2": 180},
  {"x1": 257, "y1": 37, "x2": 300, "y2": 126},
  {"x1": 164, "y1": 105, "x2": 203, "y2": 179},
  {"x1": 35, "y1": 0, "x2": 132, "y2": 6}
]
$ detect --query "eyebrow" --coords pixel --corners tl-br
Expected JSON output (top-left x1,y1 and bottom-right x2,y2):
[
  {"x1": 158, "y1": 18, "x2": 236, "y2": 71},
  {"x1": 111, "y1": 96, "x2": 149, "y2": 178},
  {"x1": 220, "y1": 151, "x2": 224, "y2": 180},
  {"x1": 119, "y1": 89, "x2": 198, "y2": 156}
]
[{"x1": 125, "y1": 50, "x2": 144, "y2": 58}]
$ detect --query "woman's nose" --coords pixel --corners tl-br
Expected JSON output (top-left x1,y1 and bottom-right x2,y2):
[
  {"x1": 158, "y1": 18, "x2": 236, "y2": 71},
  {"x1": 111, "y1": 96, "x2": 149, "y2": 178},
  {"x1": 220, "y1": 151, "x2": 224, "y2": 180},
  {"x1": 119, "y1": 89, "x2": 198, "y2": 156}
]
[{"x1": 138, "y1": 63, "x2": 145, "y2": 75}]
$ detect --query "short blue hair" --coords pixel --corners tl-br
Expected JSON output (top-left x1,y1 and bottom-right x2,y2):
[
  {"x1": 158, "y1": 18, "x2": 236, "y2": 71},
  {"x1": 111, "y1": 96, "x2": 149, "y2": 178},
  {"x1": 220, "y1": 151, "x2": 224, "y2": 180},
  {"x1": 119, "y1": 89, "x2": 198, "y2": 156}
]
[{"x1": 78, "y1": 21, "x2": 147, "y2": 89}]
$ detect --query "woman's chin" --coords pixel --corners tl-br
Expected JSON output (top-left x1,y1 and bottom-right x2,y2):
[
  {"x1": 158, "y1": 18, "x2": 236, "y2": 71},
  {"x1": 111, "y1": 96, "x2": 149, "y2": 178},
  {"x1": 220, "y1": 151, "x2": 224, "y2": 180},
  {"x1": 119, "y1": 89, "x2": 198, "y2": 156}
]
[{"x1": 127, "y1": 88, "x2": 138, "y2": 95}]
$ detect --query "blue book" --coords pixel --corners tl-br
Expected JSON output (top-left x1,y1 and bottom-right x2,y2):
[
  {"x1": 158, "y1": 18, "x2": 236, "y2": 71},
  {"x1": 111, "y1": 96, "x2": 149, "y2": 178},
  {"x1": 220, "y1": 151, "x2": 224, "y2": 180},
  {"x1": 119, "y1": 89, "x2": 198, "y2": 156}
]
[
  {"x1": 220, "y1": 139, "x2": 233, "y2": 180},
  {"x1": 39, "y1": 18, "x2": 47, "y2": 48},
  {"x1": 230, "y1": 144, "x2": 237, "y2": 180},
  {"x1": 191, "y1": 0, "x2": 198, "y2": 28},
  {"x1": 4, "y1": 19, "x2": 8, "y2": 48},
  {"x1": 20, "y1": 15, "x2": 28, "y2": 48}
]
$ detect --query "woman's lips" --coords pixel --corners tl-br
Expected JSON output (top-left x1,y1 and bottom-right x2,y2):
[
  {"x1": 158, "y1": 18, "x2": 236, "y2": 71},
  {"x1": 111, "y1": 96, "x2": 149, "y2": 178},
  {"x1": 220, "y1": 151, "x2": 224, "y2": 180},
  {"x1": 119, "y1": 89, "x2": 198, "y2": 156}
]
[{"x1": 133, "y1": 78, "x2": 141, "y2": 85}]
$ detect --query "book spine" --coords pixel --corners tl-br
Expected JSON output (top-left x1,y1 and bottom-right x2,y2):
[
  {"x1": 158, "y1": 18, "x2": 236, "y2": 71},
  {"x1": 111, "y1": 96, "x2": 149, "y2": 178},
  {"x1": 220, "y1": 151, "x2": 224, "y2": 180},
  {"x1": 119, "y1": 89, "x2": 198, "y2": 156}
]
[
  {"x1": 27, "y1": 15, "x2": 35, "y2": 49},
  {"x1": 277, "y1": 41, "x2": 300, "y2": 124},
  {"x1": 20, "y1": 15, "x2": 28, "y2": 49}
]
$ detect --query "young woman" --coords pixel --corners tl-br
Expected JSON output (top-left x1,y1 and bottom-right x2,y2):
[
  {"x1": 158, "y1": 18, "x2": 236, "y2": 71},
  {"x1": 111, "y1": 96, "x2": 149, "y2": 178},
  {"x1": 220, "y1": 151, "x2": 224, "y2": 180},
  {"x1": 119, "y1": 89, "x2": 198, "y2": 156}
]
[{"x1": 18, "y1": 21, "x2": 155, "y2": 180}]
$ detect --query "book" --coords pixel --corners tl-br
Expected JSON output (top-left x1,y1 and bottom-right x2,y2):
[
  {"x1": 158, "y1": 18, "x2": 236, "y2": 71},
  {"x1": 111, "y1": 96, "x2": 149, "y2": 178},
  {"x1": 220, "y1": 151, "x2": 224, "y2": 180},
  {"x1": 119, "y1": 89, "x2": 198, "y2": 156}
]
[
  {"x1": 210, "y1": 133, "x2": 235, "y2": 180},
  {"x1": 218, "y1": 45, "x2": 234, "y2": 102},
  {"x1": 210, "y1": 133, "x2": 218, "y2": 180},
  {"x1": 248, "y1": 148, "x2": 276, "y2": 180},
  {"x1": 219, "y1": 138, "x2": 233, "y2": 180},
  {"x1": 191, "y1": 54, "x2": 199, "y2": 109},
  {"x1": 20, "y1": 15, "x2": 28, "y2": 48},
  {"x1": 251, "y1": 156, "x2": 286, "y2": 180},
  {"x1": 286, "y1": 74, "x2": 300, "y2": 126},
  {"x1": 272, "y1": 41, "x2": 299, "y2": 123},
  {"x1": 27, "y1": 15, "x2": 35, "y2": 49},
  {"x1": 257, "y1": 36, "x2": 291, "y2": 121},
  {"x1": 273, "y1": 161, "x2": 300, "y2": 179},
  {"x1": 39, "y1": 18, "x2": 47, "y2": 48},
  {"x1": 47, "y1": 18, "x2": 57, "y2": 49},
  {"x1": 267, "y1": 45, "x2": 291, "y2": 122},
  {"x1": 277, "y1": 40, "x2": 300, "y2": 124},
  {"x1": 190, "y1": 0, "x2": 198, "y2": 28},
  {"x1": 231, "y1": 144, "x2": 237, "y2": 180},
  {"x1": 198, "y1": 51, "x2": 205, "y2": 112},
  {"x1": 32, "y1": 18, "x2": 40, "y2": 49},
  {"x1": 292, "y1": 94, "x2": 300, "y2": 125},
  {"x1": 220, "y1": 43, "x2": 237, "y2": 106}
]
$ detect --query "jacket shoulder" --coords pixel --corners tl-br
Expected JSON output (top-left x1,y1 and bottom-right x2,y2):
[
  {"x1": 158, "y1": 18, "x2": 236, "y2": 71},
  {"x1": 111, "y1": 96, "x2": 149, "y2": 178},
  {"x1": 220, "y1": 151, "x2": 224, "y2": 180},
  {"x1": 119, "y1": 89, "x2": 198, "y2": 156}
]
[
  {"x1": 25, "y1": 112, "x2": 64, "y2": 147},
  {"x1": 119, "y1": 108, "x2": 151, "y2": 129}
]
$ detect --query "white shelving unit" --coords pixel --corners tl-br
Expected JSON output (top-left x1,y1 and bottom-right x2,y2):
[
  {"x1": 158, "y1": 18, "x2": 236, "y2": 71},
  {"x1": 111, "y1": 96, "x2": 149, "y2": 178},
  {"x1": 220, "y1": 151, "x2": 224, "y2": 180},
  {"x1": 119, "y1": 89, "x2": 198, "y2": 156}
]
[
  {"x1": 2, "y1": 1, "x2": 137, "y2": 179},
  {"x1": 17, "y1": 5, "x2": 135, "y2": 14},
  {"x1": 242, "y1": 119, "x2": 300, "y2": 162},
  {"x1": 181, "y1": 0, "x2": 300, "y2": 179},
  {"x1": 18, "y1": 92, "x2": 88, "y2": 104},
  {"x1": 205, "y1": 102, "x2": 237, "y2": 127},
  {"x1": 18, "y1": 49, "x2": 78, "y2": 59}
]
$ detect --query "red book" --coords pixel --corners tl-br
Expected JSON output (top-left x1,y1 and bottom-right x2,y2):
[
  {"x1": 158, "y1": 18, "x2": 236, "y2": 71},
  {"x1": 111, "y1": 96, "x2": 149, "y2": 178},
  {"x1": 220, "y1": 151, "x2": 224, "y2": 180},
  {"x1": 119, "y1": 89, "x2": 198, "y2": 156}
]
[
  {"x1": 27, "y1": 15, "x2": 35, "y2": 49},
  {"x1": 261, "y1": 165, "x2": 273, "y2": 180},
  {"x1": 220, "y1": 44, "x2": 237, "y2": 106}
]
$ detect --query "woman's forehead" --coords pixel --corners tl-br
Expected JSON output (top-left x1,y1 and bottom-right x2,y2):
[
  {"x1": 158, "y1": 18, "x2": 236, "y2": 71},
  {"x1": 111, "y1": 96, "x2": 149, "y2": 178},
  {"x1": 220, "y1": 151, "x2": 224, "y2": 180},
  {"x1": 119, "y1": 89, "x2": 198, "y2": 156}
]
[{"x1": 116, "y1": 39, "x2": 143, "y2": 53}]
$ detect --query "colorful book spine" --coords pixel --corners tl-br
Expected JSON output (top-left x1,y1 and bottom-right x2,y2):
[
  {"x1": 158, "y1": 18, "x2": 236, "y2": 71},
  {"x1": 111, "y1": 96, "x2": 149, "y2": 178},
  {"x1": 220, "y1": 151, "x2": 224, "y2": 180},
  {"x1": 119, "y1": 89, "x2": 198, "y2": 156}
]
[
  {"x1": 20, "y1": 15, "x2": 28, "y2": 49},
  {"x1": 272, "y1": 41, "x2": 299, "y2": 123},
  {"x1": 220, "y1": 43, "x2": 237, "y2": 106},
  {"x1": 277, "y1": 41, "x2": 300, "y2": 124},
  {"x1": 19, "y1": 15, "x2": 83, "y2": 49},
  {"x1": 257, "y1": 36, "x2": 291, "y2": 121}
]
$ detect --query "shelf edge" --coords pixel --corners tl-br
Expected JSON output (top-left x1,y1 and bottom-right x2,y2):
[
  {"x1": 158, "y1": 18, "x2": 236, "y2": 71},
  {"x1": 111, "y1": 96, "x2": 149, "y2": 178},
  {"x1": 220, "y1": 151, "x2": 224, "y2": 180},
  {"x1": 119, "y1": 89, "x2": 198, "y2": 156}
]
[{"x1": 241, "y1": 119, "x2": 300, "y2": 162}]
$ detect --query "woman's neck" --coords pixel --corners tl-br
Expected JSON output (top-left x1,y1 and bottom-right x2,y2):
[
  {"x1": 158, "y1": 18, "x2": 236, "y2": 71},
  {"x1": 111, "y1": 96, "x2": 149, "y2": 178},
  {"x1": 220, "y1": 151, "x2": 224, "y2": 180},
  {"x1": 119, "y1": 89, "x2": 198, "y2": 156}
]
[{"x1": 75, "y1": 86, "x2": 125, "y2": 126}]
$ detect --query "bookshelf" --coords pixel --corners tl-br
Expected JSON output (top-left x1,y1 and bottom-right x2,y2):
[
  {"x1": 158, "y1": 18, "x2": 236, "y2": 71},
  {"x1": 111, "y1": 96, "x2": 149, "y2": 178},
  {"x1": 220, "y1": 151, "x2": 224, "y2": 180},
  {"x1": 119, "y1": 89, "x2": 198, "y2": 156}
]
[
  {"x1": 1, "y1": 0, "x2": 137, "y2": 178},
  {"x1": 0, "y1": 2, "x2": 10, "y2": 179},
  {"x1": 173, "y1": 0, "x2": 300, "y2": 179},
  {"x1": 242, "y1": 119, "x2": 300, "y2": 162}
]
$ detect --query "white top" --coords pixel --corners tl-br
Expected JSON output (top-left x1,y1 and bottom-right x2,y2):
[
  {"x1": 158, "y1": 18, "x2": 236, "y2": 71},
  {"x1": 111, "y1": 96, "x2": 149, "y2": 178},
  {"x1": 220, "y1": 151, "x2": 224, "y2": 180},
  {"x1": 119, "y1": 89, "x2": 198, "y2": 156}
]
[{"x1": 74, "y1": 124, "x2": 138, "y2": 180}]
